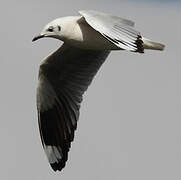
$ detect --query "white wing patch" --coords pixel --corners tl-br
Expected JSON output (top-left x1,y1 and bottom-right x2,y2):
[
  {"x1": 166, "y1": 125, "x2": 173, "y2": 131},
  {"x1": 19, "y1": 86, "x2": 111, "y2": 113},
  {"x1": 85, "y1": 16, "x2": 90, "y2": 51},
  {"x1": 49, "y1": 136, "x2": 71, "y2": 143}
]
[{"x1": 44, "y1": 145, "x2": 63, "y2": 164}]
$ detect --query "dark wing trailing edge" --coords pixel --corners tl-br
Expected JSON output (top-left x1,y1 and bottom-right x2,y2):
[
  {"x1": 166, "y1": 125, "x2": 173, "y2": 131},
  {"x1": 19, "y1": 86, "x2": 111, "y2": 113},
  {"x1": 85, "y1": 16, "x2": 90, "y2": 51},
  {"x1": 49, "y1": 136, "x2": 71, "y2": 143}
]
[{"x1": 37, "y1": 43, "x2": 110, "y2": 171}]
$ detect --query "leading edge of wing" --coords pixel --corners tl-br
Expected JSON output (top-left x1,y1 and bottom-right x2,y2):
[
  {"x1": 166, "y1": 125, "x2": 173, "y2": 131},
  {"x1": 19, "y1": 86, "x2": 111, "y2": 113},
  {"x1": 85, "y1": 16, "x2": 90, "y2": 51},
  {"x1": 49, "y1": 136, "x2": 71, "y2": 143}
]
[{"x1": 79, "y1": 10, "x2": 135, "y2": 27}]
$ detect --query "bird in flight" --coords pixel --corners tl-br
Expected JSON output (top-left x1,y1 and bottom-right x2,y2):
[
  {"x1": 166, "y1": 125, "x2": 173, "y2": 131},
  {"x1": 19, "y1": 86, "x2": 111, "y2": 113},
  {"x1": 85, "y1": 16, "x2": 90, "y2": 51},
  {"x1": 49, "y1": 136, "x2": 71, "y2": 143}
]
[{"x1": 32, "y1": 10, "x2": 165, "y2": 172}]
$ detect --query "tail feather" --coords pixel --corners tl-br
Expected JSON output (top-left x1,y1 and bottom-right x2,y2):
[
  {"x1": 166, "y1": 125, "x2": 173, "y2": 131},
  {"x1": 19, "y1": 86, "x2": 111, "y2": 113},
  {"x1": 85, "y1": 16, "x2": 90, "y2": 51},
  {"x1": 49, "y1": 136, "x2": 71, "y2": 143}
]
[{"x1": 142, "y1": 37, "x2": 165, "y2": 51}]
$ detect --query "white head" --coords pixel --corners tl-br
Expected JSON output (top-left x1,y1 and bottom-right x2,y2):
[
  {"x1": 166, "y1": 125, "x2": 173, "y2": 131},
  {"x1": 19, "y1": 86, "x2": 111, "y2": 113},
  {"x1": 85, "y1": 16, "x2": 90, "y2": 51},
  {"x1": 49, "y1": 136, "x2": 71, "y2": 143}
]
[{"x1": 32, "y1": 17, "x2": 70, "y2": 42}]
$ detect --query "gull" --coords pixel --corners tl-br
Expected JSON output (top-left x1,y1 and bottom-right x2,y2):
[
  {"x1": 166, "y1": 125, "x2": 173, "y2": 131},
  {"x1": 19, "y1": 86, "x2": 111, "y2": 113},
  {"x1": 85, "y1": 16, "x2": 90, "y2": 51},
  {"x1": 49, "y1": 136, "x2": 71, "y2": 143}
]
[{"x1": 32, "y1": 10, "x2": 165, "y2": 172}]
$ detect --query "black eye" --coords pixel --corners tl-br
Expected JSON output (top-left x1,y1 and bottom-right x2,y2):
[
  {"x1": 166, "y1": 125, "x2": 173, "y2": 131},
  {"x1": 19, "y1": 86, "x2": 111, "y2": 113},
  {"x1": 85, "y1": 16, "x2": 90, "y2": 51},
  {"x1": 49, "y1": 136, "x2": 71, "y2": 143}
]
[
  {"x1": 47, "y1": 26, "x2": 54, "y2": 32},
  {"x1": 57, "y1": 25, "x2": 61, "y2": 31}
]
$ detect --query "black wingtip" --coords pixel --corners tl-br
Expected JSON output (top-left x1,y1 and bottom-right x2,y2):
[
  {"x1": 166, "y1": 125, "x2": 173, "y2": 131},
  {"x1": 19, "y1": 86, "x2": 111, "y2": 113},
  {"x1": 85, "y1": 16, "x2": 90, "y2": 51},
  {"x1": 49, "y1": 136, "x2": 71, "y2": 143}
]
[
  {"x1": 135, "y1": 35, "x2": 144, "y2": 53},
  {"x1": 51, "y1": 161, "x2": 66, "y2": 172}
]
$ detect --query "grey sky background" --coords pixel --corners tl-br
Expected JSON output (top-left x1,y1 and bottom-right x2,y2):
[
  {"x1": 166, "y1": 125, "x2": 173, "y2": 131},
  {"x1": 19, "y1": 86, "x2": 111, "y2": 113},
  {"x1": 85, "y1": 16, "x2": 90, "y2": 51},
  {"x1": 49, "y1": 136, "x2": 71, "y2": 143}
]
[{"x1": 0, "y1": 0, "x2": 181, "y2": 180}]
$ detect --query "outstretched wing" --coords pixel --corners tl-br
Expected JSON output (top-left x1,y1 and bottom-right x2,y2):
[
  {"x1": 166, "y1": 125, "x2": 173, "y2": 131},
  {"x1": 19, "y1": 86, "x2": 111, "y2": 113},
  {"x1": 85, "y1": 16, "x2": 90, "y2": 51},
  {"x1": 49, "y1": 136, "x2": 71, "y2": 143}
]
[
  {"x1": 79, "y1": 10, "x2": 144, "y2": 53},
  {"x1": 37, "y1": 43, "x2": 110, "y2": 171}
]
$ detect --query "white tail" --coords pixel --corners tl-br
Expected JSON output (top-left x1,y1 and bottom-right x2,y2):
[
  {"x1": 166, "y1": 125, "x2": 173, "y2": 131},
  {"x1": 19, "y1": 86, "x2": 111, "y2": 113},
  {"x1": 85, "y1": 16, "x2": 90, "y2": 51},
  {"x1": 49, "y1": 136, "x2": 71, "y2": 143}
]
[{"x1": 142, "y1": 37, "x2": 165, "y2": 51}]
